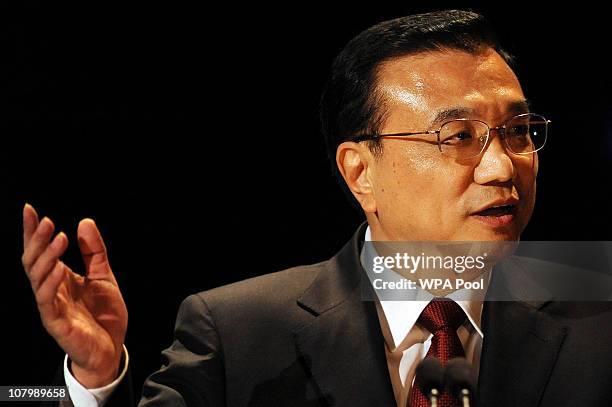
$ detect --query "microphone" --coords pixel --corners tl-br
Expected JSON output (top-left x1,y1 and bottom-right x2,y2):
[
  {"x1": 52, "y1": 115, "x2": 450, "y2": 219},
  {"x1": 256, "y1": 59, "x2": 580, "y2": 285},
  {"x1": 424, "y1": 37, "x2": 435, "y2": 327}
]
[
  {"x1": 445, "y1": 358, "x2": 477, "y2": 407},
  {"x1": 415, "y1": 357, "x2": 444, "y2": 407}
]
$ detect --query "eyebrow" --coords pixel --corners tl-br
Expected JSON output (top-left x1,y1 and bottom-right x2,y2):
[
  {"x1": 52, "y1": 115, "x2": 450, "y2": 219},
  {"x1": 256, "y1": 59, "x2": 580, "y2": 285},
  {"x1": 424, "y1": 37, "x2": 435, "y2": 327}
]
[
  {"x1": 430, "y1": 107, "x2": 475, "y2": 128},
  {"x1": 429, "y1": 99, "x2": 532, "y2": 128},
  {"x1": 506, "y1": 99, "x2": 531, "y2": 116}
]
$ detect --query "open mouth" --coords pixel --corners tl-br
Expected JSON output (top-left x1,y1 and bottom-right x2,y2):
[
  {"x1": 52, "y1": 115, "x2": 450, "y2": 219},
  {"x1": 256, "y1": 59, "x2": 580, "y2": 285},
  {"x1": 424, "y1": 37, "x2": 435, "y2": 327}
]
[
  {"x1": 474, "y1": 205, "x2": 516, "y2": 217},
  {"x1": 471, "y1": 204, "x2": 517, "y2": 227}
]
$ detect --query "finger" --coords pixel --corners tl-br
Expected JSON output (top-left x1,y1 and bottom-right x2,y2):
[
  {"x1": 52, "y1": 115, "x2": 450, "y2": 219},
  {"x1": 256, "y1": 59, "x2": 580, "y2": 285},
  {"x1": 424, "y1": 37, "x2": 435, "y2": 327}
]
[
  {"x1": 23, "y1": 203, "x2": 40, "y2": 247},
  {"x1": 22, "y1": 217, "x2": 55, "y2": 272},
  {"x1": 36, "y1": 261, "x2": 67, "y2": 321},
  {"x1": 78, "y1": 219, "x2": 116, "y2": 283},
  {"x1": 29, "y1": 232, "x2": 69, "y2": 291}
]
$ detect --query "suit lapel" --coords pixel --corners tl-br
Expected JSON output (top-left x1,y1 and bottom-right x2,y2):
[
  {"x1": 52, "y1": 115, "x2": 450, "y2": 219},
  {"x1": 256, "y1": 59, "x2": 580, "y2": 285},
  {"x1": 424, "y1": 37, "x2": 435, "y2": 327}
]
[
  {"x1": 293, "y1": 226, "x2": 569, "y2": 407},
  {"x1": 477, "y1": 259, "x2": 568, "y2": 407},
  {"x1": 293, "y1": 223, "x2": 396, "y2": 406}
]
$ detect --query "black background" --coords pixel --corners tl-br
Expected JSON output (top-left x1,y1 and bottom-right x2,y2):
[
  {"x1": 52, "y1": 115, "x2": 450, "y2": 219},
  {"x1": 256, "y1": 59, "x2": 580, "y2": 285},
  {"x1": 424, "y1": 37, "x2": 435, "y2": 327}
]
[{"x1": 2, "y1": 0, "x2": 611, "y2": 396}]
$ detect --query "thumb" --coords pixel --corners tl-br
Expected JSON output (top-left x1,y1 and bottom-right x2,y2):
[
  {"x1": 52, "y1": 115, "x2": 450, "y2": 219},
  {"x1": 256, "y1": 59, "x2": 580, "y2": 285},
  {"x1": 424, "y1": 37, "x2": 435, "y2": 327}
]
[{"x1": 78, "y1": 219, "x2": 116, "y2": 284}]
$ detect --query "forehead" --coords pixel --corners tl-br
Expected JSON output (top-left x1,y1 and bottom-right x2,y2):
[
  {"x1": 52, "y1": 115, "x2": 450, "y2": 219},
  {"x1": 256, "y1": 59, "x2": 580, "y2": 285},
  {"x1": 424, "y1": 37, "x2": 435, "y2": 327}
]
[{"x1": 375, "y1": 48, "x2": 525, "y2": 125}]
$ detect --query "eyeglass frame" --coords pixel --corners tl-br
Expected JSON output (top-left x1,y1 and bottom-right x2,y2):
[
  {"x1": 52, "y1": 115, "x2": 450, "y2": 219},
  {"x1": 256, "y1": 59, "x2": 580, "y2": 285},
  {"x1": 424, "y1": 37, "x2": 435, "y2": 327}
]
[{"x1": 346, "y1": 112, "x2": 551, "y2": 158}]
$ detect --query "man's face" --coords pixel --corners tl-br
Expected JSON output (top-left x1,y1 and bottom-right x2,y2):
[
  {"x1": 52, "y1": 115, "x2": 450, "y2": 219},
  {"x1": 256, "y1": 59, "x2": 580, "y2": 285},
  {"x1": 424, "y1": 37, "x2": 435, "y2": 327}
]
[{"x1": 363, "y1": 48, "x2": 537, "y2": 241}]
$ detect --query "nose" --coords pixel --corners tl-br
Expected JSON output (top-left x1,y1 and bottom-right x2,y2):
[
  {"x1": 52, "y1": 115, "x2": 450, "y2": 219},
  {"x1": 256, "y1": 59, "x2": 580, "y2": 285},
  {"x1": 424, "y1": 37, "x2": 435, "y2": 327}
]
[{"x1": 473, "y1": 131, "x2": 514, "y2": 184}]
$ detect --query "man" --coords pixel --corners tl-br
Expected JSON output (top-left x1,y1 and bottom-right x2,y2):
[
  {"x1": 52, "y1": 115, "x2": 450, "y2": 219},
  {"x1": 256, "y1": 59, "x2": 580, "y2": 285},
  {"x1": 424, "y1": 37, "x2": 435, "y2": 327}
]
[{"x1": 23, "y1": 10, "x2": 612, "y2": 407}]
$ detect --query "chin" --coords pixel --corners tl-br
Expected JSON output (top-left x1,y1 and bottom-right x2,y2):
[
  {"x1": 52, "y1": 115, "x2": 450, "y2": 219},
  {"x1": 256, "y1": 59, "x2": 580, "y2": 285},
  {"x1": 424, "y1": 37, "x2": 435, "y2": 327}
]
[{"x1": 462, "y1": 221, "x2": 522, "y2": 242}]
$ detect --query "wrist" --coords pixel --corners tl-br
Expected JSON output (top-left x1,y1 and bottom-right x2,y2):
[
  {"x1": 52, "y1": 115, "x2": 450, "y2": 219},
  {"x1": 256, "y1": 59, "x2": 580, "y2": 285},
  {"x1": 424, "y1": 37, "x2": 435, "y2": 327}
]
[{"x1": 70, "y1": 351, "x2": 123, "y2": 389}]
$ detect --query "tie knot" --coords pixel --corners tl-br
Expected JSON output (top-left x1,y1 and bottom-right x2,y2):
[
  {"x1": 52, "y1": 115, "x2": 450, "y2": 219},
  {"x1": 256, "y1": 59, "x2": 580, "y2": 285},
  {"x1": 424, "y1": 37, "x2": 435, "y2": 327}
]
[{"x1": 417, "y1": 298, "x2": 466, "y2": 334}]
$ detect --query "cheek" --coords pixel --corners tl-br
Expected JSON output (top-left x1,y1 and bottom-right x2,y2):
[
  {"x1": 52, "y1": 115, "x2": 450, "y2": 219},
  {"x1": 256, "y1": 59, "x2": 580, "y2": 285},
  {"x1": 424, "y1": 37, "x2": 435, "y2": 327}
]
[
  {"x1": 514, "y1": 155, "x2": 538, "y2": 191},
  {"x1": 377, "y1": 145, "x2": 439, "y2": 197},
  {"x1": 512, "y1": 155, "x2": 538, "y2": 214},
  {"x1": 376, "y1": 147, "x2": 467, "y2": 213},
  {"x1": 406, "y1": 146, "x2": 438, "y2": 174}
]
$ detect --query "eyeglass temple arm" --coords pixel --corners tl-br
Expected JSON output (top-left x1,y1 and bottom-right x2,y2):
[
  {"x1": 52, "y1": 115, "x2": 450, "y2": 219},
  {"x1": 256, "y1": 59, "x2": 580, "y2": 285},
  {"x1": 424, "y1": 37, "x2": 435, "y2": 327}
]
[{"x1": 347, "y1": 130, "x2": 437, "y2": 143}]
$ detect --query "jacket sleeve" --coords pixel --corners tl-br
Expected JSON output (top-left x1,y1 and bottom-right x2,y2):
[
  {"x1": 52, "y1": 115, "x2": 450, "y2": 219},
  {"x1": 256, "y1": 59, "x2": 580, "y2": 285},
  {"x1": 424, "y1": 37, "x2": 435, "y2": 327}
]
[{"x1": 133, "y1": 294, "x2": 226, "y2": 407}]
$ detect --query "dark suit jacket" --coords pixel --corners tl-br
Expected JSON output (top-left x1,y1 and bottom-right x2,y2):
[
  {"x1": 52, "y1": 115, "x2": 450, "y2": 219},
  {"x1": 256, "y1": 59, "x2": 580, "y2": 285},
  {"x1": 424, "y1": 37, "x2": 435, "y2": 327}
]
[{"x1": 56, "y1": 223, "x2": 612, "y2": 406}]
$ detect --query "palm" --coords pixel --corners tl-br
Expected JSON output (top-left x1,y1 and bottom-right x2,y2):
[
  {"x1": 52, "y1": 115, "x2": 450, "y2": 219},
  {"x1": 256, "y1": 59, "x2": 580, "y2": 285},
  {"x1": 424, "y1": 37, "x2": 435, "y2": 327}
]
[{"x1": 48, "y1": 265, "x2": 127, "y2": 372}]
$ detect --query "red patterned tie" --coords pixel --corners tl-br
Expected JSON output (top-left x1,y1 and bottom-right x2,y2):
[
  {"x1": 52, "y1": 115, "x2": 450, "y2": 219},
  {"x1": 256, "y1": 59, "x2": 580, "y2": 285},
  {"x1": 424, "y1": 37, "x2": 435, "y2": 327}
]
[{"x1": 408, "y1": 298, "x2": 467, "y2": 407}]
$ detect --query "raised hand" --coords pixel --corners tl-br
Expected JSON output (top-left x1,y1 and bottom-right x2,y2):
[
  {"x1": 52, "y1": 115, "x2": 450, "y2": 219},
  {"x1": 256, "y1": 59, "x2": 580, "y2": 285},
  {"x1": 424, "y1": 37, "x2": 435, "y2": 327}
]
[{"x1": 22, "y1": 204, "x2": 128, "y2": 388}]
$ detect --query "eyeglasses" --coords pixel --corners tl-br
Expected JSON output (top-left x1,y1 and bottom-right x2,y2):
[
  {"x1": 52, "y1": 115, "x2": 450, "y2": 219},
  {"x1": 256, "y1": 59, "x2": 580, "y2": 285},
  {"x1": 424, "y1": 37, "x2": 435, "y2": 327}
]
[{"x1": 348, "y1": 113, "x2": 550, "y2": 159}]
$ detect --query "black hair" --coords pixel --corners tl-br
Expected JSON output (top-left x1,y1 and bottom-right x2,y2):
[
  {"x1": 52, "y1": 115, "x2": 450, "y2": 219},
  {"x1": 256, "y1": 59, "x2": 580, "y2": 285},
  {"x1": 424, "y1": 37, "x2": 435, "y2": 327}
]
[{"x1": 319, "y1": 10, "x2": 514, "y2": 209}]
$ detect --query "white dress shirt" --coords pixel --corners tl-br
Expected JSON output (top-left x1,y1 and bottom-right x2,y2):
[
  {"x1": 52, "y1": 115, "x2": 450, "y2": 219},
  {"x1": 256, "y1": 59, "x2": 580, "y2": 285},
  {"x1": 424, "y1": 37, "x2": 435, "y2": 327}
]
[
  {"x1": 61, "y1": 345, "x2": 129, "y2": 407},
  {"x1": 64, "y1": 225, "x2": 489, "y2": 407},
  {"x1": 361, "y1": 226, "x2": 488, "y2": 407}
]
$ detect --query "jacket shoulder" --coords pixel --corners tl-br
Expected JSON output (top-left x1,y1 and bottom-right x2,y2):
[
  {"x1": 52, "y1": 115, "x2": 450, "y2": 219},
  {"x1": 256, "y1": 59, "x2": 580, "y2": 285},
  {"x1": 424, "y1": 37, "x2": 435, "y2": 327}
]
[{"x1": 192, "y1": 261, "x2": 326, "y2": 323}]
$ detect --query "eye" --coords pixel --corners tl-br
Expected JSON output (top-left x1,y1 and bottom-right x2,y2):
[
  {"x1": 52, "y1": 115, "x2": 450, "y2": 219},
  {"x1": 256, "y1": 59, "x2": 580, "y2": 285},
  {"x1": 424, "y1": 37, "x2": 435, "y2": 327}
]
[
  {"x1": 456, "y1": 132, "x2": 473, "y2": 140},
  {"x1": 508, "y1": 124, "x2": 529, "y2": 138},
  {"x1": 441, "y1": 131, "x2": 474, "y2": 145}
]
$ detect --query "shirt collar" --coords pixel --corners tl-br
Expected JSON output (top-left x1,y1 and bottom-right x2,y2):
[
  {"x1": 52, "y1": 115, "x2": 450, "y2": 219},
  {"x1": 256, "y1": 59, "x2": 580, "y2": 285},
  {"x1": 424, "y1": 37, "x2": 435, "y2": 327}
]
[{"x1": 361, "y1": 225, "x2": 488, "y2": 349}]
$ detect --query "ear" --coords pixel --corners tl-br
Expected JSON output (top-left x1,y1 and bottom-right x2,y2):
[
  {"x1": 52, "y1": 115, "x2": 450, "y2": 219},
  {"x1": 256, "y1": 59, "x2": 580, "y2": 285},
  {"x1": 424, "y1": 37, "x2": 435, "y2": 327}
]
[{"x1": 336, "y1": 141, "x2": 377, "y2": 213}]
